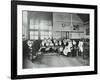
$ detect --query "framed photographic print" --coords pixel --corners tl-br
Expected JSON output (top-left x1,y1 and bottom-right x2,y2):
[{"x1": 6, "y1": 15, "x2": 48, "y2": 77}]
[{"x1": 11, "y1": 0, "x2": 98, "y2": 79}]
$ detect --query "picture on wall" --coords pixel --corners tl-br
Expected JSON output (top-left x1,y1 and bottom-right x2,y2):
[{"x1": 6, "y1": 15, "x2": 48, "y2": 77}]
[{"x1": 11, "y1": 0, "x2": 97, "y2": 79}]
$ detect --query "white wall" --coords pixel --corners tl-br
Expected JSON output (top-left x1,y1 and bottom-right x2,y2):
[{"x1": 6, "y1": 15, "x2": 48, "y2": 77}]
[
  {"x1": 53, "y1": 12, "x2": 71, "y2": 31},
  {"x1": 53, "y1": 12, "x2": 87, "y2": 39}
]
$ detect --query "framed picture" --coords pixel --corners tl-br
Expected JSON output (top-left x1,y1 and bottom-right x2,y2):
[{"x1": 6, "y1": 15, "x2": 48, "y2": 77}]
[{"x1": 11, "y1": 0, "x2": 98, "y2": 79}]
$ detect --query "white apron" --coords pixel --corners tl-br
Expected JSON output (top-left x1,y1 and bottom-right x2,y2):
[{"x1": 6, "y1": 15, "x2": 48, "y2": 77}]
[{"x1": 78, "y1": 41, "x2": 83, "y2": 52}]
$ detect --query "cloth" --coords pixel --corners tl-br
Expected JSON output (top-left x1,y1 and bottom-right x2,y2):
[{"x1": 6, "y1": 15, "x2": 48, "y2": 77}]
[
  {"x1": 78, "y1": 41, "x2": 83, "y2": 52},
  {"x1": 68, "y1": 42, "x2": 72, "y2": 52}
]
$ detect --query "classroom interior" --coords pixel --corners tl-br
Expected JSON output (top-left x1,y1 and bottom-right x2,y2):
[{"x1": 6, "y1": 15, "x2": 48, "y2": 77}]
[{"x1": 22, "y1": 11, "x2": 90, "y2": 69}]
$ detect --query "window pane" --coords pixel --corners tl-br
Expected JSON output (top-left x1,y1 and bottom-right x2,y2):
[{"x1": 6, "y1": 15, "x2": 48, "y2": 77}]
[
  {"x1": 30, "y1": 31, "x2": 38, "y2": 36},
  {"x1": 44, "y1": 32, "x2": 48, "y2": 35},
  {"x1": 40, "y1": 31, "x2": 44, "y2": 35},
  {"x1": 30, "y1": 31, "x2": 34, "y2": 36},
  {"x1": 34, "y1": 31, "x2": 38, "y2": 35},
  {"x1": 40, "y1": 25, "x2": 48, "y2": 30},
  {"x1": 40, "y1": 21, "x2": 48, "y2": 30},
  {"x1": 30, "y1": 19, "x2": 34, "y2": 25},
  {"x1": 34, "y1": 19, "x2": 39, "y2": 25},
  {"x1": 34, "y1": 25, "x2": 39, "y2": 29},
  {"x1": 30, "y1": 24, "x2": 34, "y2": 29},
  {"x1": 30, "y1": 35, "x2": 34, "y2": 40},
  {"x1": 30, "y1": 36, "x2": 38, "y2": 40},
  {"x1": 48, "y1": 26, "x2": 52, "y2": 30},
  {"x1": 34, "y1": 36, "x2": 38, "y2": 40}
]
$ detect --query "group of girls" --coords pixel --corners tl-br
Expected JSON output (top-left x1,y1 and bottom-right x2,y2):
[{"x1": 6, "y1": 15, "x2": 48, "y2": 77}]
[{"x1": 39, "y1": 38, "x2": 84, "y2": 57}]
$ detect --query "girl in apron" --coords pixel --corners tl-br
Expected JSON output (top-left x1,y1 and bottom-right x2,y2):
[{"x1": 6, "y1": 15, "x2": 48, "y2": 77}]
[
  {"x1": 72, "y1": 40, "x2": 77, "y2": 57},
  {"x1": 78, "y1": 40, "x2": 83, "y2": 56},
  {"x1": 58, "y1": 40, "x2": 63, "y2": 54},
  {"x1": 39, "y1": 39, "x2": 46, "y2": 53},
  {"x1": 63, "y1": 39, "x2": 69, "y2": 56},
  {"x1": 63, "y1": 40, "x2": 72, "y2": 56},
  {"x1": 49, "y1": 41, "x2": 54, "y2": 52}
]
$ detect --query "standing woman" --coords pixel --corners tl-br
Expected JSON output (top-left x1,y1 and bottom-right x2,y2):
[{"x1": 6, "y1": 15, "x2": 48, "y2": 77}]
[
  {"x1": 45, "y1": 39, "x2": 50, "y2": 53},
  {"x1": 23, "y1": 40, "x2": 31, "y2": 59},
  {"x1": 49, "y1": 40, "x2": 54, "y2": 52},
  {"x1": 63, "y1": 39, "x2": 69, "y2": 56},
  {"x1": 78, "y1": 39, "x2": 84, "y2": 56},
  {"x1": 39, "y1": 39, "x2": 46, "y2": 53},
  {"x1": 32, "y1": 39, "x2": 41, "y2": 62},
  {"x1": 67, "y1": 39, "x2": 73, "y2": 56},
  {"x1": 53, "y1": 39, "x2": 58, "y2": 52},
  {"x1": 58, "y1": 40, "x2": 63, "y2": 54},
  {"x1": 72, "y1": 40, "x2": 77, "y2": 57}
]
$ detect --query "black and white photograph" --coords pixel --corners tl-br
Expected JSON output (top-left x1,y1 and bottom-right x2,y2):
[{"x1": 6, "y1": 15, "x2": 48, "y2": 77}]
[
  {"x1": 11, "y1": 1, "x2": 97, "y2": 79},
  {"x1": 22, "y1": 11, "x2": 90, "y2": 69}
]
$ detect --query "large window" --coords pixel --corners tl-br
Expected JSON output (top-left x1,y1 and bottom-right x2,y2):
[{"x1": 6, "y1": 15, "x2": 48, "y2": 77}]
[
  {"x1": 40, "y1": 20, "x2": 52, "y2": 40},
  {"x1": 29, "y1": 18, "x2": 39, "y2": 40},
  {"x1": 29, "y1": 12, "x2": 52, "y2": 40},
  {"x1": 40, "y1": 31, "x2": 52, "y2": 40},
  {"x1": 30, "y1": 31, "x2": 38, "y2": 40}
]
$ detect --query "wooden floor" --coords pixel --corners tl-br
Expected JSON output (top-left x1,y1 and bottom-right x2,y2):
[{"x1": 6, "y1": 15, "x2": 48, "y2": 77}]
[{"x1": 23, "y1": 53, "x2": 89, "y2": 69}]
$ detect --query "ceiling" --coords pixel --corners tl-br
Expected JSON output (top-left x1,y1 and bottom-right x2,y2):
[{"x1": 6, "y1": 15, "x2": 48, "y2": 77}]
[{"x1": 77, "y1": 14, "x2": 89, "y2": 22}]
